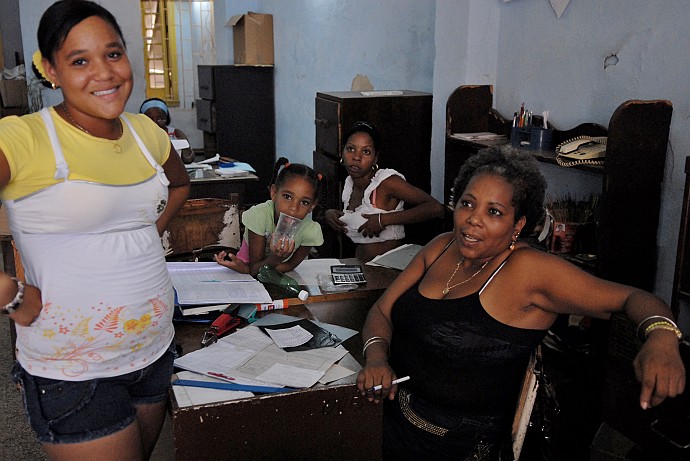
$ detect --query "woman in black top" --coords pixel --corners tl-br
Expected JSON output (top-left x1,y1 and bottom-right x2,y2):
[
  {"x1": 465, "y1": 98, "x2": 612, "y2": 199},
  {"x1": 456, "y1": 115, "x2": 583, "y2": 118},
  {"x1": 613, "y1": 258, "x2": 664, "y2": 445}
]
[{"x1": 357, "y1": 146, "x2": 685, "y2": 459}]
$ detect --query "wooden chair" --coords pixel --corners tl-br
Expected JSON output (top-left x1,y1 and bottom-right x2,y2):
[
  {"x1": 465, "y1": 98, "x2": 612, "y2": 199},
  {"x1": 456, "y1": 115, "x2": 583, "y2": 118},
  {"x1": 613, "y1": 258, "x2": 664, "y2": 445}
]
[{"x1": 163, "y1": 194, "x2": 242, "y2": 261}]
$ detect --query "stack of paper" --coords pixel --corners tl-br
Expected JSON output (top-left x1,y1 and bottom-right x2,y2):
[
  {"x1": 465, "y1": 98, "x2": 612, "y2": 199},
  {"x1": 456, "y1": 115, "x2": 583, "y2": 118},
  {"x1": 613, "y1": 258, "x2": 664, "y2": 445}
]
[
  {"x1": 167, "y1": 262, "x2": 272, "y2": 311},
  {"x1": 174, "y1": 319, "x2": 356, "y2": 389},
  {"x1": 451, "y1": 132, "x2": 507, "y2": 142}
]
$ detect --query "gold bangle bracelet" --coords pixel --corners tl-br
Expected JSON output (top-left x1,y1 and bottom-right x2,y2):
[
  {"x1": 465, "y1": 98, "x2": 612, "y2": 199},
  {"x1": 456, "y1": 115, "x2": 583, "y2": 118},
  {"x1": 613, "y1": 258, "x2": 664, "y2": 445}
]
[{"x1": 644, "y1": 322, "x2": 683, "y2": 341}]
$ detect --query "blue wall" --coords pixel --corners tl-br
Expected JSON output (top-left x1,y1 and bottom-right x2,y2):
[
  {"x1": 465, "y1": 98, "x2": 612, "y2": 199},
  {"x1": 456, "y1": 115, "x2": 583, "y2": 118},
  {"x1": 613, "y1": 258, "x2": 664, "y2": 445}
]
[{"x1": 215, "y1": 0, "x2": 436, "y2": 169}]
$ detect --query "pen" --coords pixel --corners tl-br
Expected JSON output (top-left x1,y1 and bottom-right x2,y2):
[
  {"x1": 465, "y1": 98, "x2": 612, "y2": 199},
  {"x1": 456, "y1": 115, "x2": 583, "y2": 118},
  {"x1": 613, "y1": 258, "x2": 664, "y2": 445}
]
[
  {"x1": 207, "y1": 371, "x2": 236, "y2": 381},
  {"x1": 371, "y1": 375, "x2": 410, "y2": 391}
]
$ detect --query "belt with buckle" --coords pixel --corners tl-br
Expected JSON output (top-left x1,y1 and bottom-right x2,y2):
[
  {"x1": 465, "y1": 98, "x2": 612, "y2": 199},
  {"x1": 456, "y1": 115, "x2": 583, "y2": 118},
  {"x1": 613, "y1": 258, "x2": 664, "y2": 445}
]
[{"x1": 398, "y1": 387, "x2": 449, "y2": 437}]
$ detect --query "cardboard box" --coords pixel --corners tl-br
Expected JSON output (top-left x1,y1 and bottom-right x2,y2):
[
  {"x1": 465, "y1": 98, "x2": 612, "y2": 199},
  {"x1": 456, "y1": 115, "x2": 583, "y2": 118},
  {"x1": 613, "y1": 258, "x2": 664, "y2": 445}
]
[
  {"x1": 226, "y1": 12, "x2": 274, "y2": 65},
  {"x1": 0, "y1": 78, "x2": 28, "y2": 108}
]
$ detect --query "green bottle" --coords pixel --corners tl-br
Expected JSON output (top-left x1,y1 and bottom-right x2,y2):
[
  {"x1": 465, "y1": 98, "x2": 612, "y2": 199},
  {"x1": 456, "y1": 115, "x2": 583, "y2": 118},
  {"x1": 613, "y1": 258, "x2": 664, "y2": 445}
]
[{"x1": 257, "y1": 265, "x2": 309, "y2": 301}]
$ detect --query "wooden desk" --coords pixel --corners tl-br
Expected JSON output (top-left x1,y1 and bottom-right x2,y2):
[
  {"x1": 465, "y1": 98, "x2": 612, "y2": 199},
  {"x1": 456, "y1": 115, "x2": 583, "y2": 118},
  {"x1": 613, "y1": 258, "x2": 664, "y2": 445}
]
[
  {"x1": 188, "y1": 170, "x2": 259, "y2": 205},
  {"x1": 171, "y1": 261, "x2": 400, "y2": 461}
]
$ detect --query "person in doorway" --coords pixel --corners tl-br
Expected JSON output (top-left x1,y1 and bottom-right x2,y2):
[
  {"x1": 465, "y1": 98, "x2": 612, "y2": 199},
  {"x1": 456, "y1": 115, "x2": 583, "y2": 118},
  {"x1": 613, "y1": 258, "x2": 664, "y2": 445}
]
[
  {"x1": 0, "y1": 1, "x2": 190, "y2": 459},
  {"x1": 324, "y1": 121, "x2": 444, "y2": 262},
  {"x1": 140, "y1": 97, "x2": 195, "y2": 164},
  {"x1": 356, "y1": 146, "x2": 685, "y2": 460}
]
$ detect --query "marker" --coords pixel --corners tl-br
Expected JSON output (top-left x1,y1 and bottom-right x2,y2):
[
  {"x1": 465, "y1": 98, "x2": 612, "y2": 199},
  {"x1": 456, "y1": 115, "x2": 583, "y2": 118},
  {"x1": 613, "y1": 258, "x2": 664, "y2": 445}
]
[
  {"x1": 207, "y1": 371, "x2": 235, "y2": 381},
  {"x1": 371, "y1": 375, "x2": 410, "y2": 391}
]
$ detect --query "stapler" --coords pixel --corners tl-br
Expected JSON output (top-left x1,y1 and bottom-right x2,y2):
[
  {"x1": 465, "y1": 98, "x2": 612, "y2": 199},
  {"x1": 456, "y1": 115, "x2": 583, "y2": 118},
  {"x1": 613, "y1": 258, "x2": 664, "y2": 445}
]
[{"x1": 201, "y1": 304, "x2": 242, "y2": 347}]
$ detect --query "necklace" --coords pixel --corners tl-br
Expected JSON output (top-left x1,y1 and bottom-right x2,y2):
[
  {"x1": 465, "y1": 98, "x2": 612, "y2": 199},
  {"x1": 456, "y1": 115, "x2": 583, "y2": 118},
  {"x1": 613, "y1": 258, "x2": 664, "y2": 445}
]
[
  {"x1": 61, "y1": 102, "x2": 123, "y2": 153},
  {"x1": 442, "y1": 257, "x2": 490, "y2": 295}
]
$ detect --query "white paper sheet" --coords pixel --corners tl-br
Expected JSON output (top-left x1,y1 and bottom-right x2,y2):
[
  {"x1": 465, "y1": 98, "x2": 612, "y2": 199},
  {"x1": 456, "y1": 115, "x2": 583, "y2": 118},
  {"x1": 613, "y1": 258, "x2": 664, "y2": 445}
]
[{"x1": 172, "y1": 371, "x2": 254, "y2": 407}]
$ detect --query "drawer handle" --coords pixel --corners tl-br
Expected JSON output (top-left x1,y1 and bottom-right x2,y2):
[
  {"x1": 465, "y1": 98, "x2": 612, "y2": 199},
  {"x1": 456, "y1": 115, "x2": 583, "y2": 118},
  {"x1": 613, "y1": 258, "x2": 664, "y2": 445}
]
[{"x1": 315, "y1": 118, "x2": 332, "y2": 128}]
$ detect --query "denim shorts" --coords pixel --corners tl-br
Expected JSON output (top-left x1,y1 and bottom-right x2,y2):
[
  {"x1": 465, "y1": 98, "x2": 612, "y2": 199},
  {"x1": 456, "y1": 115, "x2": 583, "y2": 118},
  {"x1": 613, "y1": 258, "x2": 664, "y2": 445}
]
[{"x1": 11, "y1": 341, "x2": 176, "y2": 445}]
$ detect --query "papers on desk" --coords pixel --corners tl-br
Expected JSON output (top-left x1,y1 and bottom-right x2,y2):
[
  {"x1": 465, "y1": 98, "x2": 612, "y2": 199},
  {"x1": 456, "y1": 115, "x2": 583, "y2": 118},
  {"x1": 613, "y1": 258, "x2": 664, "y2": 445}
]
[
  {"x1": 450, "y1": 132, "x2": 507, "y2": 142},
  {"x1": 214, "y1": 161, "x2": 256, "y2": 177},
  {"x1": 167, "y1": 262, "x2": 272, "y2": 306},
  {"x1": 367, "y1": 243, "x2": 423, "y2": 271},
  {"x1": 173, "y1": 321, "x2": 354, "y2": 389}
]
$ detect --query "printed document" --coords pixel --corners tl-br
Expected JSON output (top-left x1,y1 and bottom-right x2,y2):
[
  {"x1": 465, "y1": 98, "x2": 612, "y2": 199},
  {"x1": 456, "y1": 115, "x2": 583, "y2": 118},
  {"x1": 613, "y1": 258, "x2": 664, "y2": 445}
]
[{"x1": 167, "y1": 262, "x2": 272, "y2": 305}]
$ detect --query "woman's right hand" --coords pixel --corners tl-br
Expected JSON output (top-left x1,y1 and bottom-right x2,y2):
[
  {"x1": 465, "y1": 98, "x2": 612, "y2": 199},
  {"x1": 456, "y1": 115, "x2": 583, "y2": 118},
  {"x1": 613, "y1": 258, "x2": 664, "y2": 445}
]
[
  {"x1": 357, "y1": 359, "x2": 398, "y2": 402},
  {"x1": 10, "y1": 283, "x2": 42, "y2": 326},
  {"x1": 324, "y1": 209, "x2": 347, "y2": 233}
]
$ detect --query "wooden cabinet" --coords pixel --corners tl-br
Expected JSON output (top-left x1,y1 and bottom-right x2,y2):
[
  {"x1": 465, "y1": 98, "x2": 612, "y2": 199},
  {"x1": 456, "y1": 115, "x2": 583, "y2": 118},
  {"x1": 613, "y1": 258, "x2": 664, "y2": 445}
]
[
  {"x1": 196, "y1": 65, "x2": 275, "y2": 204},
  {"x1": 672, "y1": 157, "x2": 690, "y2": 317},
  {"x1": 312, "y1": 90, "x2": 437, "y2": 258}
]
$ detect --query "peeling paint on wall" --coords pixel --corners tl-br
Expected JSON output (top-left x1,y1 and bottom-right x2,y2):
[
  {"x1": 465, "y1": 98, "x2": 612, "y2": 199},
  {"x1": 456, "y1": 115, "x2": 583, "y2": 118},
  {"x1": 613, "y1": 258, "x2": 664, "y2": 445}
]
[{"x1": 604, "y1": 54, "x2": 619, "y2": 69}]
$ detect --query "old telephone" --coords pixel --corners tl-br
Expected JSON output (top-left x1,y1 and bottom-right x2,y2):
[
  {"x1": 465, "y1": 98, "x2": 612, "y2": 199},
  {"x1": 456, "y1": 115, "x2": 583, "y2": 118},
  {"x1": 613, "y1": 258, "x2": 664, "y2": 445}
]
[{"x1": 556, "y1": 136, "x2": 607, "y2": 167}]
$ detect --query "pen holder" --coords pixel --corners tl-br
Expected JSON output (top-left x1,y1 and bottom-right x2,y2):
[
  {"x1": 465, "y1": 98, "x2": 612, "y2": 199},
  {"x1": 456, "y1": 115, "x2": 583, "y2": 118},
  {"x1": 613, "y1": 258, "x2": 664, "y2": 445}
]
[
  {"x1": 511, "y1": 126, "x2": 532, "y2": 148},
  {"x1": 530, "y1": 127, "x2": 553, "y2": 151}
]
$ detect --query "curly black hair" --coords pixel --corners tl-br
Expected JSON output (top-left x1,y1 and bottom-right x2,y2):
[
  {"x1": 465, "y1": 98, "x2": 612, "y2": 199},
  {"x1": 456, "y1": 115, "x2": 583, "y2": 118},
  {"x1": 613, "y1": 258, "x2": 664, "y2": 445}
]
[{"x1": 452, "y1": 146, "x2": 547, "y2": 234}]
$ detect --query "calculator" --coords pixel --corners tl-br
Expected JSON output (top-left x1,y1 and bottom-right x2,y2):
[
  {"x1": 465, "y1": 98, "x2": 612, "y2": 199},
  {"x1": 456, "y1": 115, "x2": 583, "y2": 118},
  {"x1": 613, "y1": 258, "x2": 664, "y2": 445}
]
[{"x1": 331, "y1": 265, "x2": 367, "y2": 284}]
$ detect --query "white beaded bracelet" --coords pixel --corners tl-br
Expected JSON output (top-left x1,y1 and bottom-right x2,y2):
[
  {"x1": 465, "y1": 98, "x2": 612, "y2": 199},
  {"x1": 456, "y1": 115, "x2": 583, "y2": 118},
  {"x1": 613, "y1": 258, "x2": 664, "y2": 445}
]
[{"x1": 2, "y1": 277, "x2": 25, "y2": 315}]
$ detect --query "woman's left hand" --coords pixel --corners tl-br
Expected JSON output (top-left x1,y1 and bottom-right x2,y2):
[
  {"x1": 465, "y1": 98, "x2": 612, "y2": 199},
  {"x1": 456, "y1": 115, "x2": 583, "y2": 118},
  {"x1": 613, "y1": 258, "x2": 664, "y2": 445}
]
[
  {"x1": 633, "y1": 332, "x2": 686, "y2": 409},
  {"x1": 359, "y1": 213, "x2": 384, "y2": 238}
]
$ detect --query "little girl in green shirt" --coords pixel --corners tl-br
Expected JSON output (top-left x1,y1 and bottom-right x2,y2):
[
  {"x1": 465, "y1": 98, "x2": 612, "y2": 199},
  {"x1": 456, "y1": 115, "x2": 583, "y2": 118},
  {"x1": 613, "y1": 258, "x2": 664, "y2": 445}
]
[{"x1": 214, "y1": 157, "x2": 324, "y2": 277}]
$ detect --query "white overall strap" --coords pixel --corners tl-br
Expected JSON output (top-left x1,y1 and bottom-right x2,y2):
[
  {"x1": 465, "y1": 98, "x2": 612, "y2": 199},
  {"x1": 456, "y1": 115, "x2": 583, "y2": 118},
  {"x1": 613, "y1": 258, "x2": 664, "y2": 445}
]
[
  {"x1": 120, "y1": 114, "x2": 170, "y2": 186},
  {"x1": 39, "y1": 108, "x2": 70, "y2": 180}
]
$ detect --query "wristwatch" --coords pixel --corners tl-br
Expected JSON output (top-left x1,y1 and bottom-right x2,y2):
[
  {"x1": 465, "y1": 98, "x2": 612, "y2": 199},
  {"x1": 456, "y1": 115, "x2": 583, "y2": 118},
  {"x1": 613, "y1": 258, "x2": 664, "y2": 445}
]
[{"x1": 1, "y1": 277, "x2": 25, "y2": 315}]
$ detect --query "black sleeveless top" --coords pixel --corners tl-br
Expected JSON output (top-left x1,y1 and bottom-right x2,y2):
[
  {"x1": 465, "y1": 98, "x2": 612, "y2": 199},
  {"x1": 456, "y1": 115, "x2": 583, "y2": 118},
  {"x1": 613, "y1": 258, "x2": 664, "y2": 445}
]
[{"x1": 389, "y1": 251, "x2": 547, "y2": 419}]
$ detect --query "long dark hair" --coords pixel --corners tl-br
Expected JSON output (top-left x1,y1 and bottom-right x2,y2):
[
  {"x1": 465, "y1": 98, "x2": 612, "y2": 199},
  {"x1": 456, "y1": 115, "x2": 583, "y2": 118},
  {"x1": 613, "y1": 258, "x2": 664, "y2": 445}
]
[{"x1": 270, "y1": 157, "x2": 321, "y2": 198}]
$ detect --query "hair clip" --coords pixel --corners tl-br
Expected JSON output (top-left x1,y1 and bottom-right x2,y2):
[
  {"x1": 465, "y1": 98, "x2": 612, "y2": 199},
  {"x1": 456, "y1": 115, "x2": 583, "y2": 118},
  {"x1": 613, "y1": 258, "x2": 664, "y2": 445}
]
[{"x1": 355, "y1": 121, "x2": 375, "y2": 130}]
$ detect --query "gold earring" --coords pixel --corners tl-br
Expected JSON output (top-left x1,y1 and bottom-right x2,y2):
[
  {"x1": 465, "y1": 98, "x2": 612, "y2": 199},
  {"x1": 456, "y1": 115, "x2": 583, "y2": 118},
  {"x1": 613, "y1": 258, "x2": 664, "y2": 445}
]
[
  {"x1": 509, "y1": 240, "x2": 516, "y2": 251},
  {"x1": 51, "y1": 82, "x2": 57, "y2": 90}
]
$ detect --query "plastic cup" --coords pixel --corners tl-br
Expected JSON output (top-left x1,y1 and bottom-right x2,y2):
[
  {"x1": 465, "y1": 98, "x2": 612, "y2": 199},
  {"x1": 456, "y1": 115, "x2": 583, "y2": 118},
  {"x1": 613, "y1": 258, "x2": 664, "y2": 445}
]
[{"x1": 272, "y1": 212, "x2": 303, "y2": 247}]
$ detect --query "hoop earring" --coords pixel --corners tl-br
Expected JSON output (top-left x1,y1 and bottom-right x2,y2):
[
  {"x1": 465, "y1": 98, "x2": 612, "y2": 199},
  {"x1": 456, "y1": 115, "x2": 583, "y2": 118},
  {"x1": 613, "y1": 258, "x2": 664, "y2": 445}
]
[{"x1": 372, "y1": 163, "x2": 379, "y2": 171}]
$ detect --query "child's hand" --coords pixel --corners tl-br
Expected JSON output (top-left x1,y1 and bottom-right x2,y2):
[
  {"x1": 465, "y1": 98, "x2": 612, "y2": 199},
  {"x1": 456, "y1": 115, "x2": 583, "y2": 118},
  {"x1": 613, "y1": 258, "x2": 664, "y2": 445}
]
[
  {"x1": 325, "y1": 209, "x2": 347, "y2": 233},
  {"x1": 269, "y1": 235, "x2": 296, "y2": 259},
  {"x1": 214, "y1": 251, "x2": 250, "y2": 274}
]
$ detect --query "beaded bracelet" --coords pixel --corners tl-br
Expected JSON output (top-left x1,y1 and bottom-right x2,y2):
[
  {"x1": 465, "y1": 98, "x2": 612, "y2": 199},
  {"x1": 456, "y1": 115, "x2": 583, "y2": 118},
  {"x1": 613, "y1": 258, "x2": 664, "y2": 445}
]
[
  {"x1": 636, "y1": 315, "x2": 679, "y2": 342},
  {"x1": 644, "y1": 322, "x2": 683, "y2": 340},
  {"x1": 1, "y1": 277, "x2": 24, "y2": 315}
]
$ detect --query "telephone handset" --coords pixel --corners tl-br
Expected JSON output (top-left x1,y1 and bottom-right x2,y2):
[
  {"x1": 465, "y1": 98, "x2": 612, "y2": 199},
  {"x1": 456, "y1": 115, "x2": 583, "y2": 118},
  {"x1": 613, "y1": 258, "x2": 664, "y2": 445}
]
[{"x1": 556, "y1": 136, "x2": 607, "y2": 167}]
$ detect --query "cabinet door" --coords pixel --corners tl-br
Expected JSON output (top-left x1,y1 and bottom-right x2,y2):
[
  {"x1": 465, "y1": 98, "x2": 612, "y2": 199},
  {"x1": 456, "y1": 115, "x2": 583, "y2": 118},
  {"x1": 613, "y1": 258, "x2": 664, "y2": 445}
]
[
  {"x1": 208, "y1": 66, "x2": 275, "y2": 204},
  {"x1": 195, "y1": 99, "x2": 214, "y2": 132}
]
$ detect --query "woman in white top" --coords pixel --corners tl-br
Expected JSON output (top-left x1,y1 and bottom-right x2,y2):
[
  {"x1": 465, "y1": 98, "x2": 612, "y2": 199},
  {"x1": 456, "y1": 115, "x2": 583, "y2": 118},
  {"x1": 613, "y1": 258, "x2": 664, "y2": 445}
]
[
  {"x1": 325, "y1": 121, "x2": 444, "y2": 262},
  {"x1": 0, "y1": 1, "x2": 189, "y2": 460}
]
